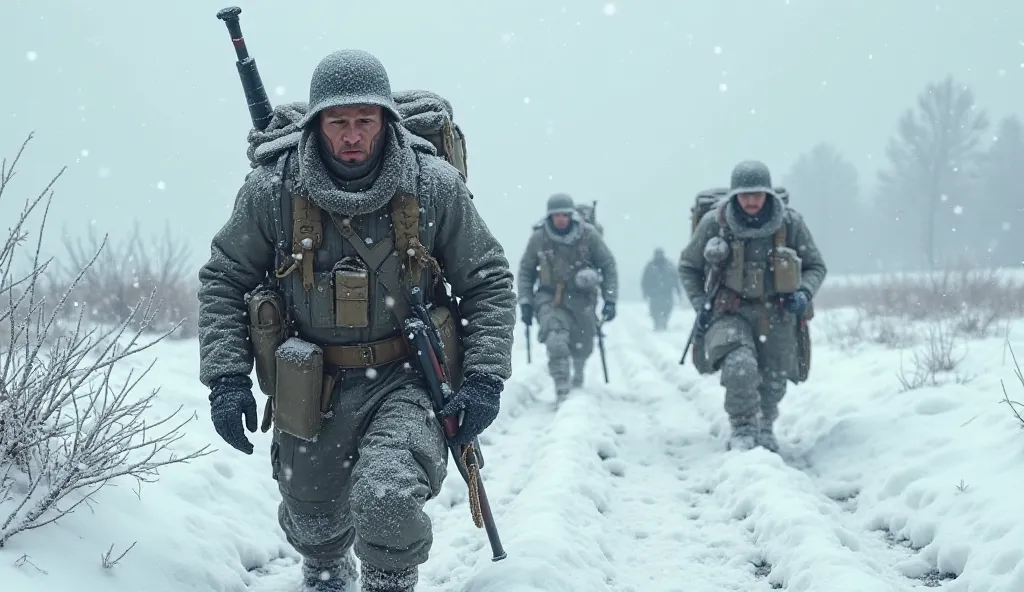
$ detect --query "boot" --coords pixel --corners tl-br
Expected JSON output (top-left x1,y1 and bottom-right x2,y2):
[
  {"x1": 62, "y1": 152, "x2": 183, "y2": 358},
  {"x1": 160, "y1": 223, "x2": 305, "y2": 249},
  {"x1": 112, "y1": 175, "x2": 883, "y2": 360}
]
[
  {"x1": 726, "y1": 416, "x2": 758, "y2": 452},
  {"x1": 360, "y1": 564, "x2": 417, "y2": 592},
  {"x1": 301, "y1": 553, "x2": 357, "y2": 592},
  {"x1": 756, "y1": 410, "x2": 779, "y2": 453}
]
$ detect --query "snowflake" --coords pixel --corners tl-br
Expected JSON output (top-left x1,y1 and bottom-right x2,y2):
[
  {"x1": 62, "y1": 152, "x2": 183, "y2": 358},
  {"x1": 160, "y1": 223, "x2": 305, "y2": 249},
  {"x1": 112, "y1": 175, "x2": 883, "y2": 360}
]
[
  {"x1": 953, "y1": 205, "x2": 963, "y2": 215},
  {"x1": 713, "y1": 46, "x2": 722, "y2": 55},
  {"x1": 156, "y1": 181, "x2": 166, "y2": 190},
  {"x1": 719, "y1": 83, "x2": 728, "y2": 92},
  {"x1": 603, "y1": 3, "x2": 616, "y2": 15},
  {"x1": 274, "y1": 85, "x2": 286, "y2": 96},
  {"x1": 26, "y1": 51, "x2": 37, "y2": 61}
]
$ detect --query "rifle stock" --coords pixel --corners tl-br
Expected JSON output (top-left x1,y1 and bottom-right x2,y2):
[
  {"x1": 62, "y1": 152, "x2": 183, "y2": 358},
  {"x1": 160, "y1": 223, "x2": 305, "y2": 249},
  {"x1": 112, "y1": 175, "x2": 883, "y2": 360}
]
[
  {"x1": 597, "y1": 317, "x2": 609, "y2": 383},
  {"x1": 404, "y1": 288, "x2": 506, "y2": 562},
  {"x1": 524, "y1": 323, "x2": 532, "y2": 364}
]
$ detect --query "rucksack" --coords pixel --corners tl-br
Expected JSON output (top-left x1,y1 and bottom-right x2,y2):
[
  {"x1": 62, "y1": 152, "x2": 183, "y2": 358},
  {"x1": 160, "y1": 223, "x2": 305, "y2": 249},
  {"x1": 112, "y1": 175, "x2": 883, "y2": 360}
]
[
  {"x1": 689, "y1": 186, "x2": 790, "y2": 233},
  {"x1": 393, "y1": 89, "x2": 468, "y2": 182}
]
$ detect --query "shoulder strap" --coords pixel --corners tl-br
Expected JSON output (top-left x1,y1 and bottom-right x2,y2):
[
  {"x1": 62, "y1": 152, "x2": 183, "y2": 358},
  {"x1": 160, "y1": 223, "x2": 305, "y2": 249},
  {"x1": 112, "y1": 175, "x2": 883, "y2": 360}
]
[
  {"x1": 391, "y1": 191, "x2": 440, "y2": 288},
  {"x1": 773, "y1": 225, "x2": 786, "y2": 248},
  {"x1": 291, "y1": 194, "x2": 322, "y2": 292}
]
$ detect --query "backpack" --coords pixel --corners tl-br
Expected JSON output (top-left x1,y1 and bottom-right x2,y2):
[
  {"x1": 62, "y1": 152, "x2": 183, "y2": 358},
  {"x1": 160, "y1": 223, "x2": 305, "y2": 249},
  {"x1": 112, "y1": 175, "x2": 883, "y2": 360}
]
[
  {"x1": 689, "y1": 186, "x2": 790, "y2": 234},
  {"x1": 393, "y1": 90, "x2": 468, "y2": 182}
]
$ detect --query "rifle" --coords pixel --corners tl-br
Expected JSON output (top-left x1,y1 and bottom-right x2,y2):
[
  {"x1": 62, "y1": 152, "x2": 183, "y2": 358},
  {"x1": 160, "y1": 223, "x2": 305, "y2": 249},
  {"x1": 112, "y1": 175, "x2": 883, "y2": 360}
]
[
  {"x1": 216, "y1": 7, "x2": 274, "y2": 131},
  {"x1": 524, "y1": 322, "x2": 532, "y2": 364},
  {"x1": 680, "y1": 265, "x2": 722, "y2": 365},
  {"x1": 596, "y1": 316, "x2": 609, "y2": 383},
  {"x1": 404, "y1": 287, "x2": 507, "y2": 562}
]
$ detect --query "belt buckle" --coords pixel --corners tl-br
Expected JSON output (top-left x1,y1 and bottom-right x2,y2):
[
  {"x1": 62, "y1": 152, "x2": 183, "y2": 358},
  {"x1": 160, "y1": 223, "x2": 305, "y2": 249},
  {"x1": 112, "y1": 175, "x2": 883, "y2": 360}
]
[{"x1": 361, "y1": 346, "x2": 376, "y2": 366}]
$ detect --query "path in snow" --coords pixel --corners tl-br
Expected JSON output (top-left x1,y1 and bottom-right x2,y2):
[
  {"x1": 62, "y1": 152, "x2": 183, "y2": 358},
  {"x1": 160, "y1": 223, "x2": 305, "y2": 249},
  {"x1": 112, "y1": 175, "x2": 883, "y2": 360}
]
[
  {"x1": 247, "y1": 303, "x2": 944, "y2": 592},
  {"x1": 621, "y1": 306, "x2": 944, "y2": 591}
]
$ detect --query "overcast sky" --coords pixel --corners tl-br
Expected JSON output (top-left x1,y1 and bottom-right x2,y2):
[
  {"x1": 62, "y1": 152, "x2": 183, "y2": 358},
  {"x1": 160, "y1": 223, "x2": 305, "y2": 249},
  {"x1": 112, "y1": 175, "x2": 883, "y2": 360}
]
[{"x1": 2, "y1": 0, "x2": 1021, "y2": 299}]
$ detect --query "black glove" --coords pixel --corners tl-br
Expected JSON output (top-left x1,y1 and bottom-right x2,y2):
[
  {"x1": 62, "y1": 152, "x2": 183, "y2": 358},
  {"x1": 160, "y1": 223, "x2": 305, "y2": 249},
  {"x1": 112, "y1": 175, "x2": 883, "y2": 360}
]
[
  {"x1": 602, "y1": 301, "x2": 616, "y2": 322},
  {"x1": 783, "y1": 289, "x2": 810, "y2": 317},
  {"x1": 694, "y1": 307, "x2": 713, "y2": 338},
  {"x1": 209, "y1": 374, "x2": 258, "y2": 455},
  {"x1": 520, "y1": 302, "x2": 534, "y2": 326},
  {"x1": 440, "y1": 373, "x2": 504, "y2": 446}
]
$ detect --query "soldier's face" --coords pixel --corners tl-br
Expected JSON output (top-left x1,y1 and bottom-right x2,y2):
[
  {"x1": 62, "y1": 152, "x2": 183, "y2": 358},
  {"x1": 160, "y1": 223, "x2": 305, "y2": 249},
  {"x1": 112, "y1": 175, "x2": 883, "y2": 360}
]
[
  {"x1": 550, "y1": 213, "x2": 571, "y2": 229},
  {"x1": 319, "y1": 105, "x2": 385, "y2": 163},
  {"x1": 737, "y1": 192, "x2": 767, "y2": 215}
]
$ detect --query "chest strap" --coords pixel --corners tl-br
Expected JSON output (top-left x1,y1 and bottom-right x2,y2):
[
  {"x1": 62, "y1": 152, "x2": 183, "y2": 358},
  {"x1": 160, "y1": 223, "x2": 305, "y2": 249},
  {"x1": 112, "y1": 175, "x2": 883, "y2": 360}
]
[{"x1": 322, "y1": 334, "x2": 409, "y2": 368}]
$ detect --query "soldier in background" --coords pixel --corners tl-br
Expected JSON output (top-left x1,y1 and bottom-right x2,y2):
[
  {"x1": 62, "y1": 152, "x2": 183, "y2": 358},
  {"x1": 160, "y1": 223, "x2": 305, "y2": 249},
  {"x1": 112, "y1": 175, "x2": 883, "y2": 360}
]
[
  {"x1": 518, "y1": 193, "x2": 618, "y2": 400},
  {"x1": 641, "y1": 247, "x2": 682, "y2": 331},
  {"x1": 678, "y1": 161, "x2": 826, "y2": 452}
]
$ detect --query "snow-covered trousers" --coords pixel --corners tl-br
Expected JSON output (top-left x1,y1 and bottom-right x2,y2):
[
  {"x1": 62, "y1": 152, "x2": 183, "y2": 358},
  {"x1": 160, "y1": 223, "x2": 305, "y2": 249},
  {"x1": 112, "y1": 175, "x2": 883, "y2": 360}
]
[
  {"x1": 535, "y1": 296, "x2": 597, "y2": 389},
  {"x1": 702, "y1": 304, "x2": 797, "y2": 424},
  {"x1": 270, "y1": 363, "x2": 447, "y2": 573}
]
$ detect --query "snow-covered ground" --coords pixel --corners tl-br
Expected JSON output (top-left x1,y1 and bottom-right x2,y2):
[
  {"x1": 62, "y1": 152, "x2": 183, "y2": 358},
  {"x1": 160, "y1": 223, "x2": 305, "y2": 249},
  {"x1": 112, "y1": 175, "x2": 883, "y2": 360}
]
[{"x1": 3, "y1": 302, "x2": 1024, "y2": 592}]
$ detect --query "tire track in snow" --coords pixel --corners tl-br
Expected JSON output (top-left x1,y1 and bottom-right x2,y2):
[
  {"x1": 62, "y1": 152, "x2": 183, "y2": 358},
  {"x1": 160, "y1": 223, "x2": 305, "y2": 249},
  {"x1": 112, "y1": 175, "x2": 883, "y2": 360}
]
[{"x1": 619, "y1": 304, "x2": 933, "y2": 591}]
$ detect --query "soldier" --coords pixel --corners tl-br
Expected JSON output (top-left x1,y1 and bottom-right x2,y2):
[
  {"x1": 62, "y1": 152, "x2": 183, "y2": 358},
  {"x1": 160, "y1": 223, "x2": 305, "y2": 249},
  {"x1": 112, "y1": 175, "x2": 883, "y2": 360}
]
[
  {"x1": 197, "y1": 50, "x2": 516, "y2": 592},
  {"x1": 678, "y1": 161, "x2": 826, "y2": 452},
  {"x1": 641, "y1": 247, "x2": 682, "y2": 331},
  {"x1": 575, "y1": 202, "x2": 604, "y2": 235},
  {"x1": 518, "y1": 193, "x2": 618, "y2": 399}
]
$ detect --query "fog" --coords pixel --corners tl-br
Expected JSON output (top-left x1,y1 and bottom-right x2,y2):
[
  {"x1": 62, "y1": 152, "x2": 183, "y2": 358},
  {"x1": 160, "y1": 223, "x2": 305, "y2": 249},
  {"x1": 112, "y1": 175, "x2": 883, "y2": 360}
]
[{"x1": 3, "y1": 0, "x2": 1022, "y2": 300}]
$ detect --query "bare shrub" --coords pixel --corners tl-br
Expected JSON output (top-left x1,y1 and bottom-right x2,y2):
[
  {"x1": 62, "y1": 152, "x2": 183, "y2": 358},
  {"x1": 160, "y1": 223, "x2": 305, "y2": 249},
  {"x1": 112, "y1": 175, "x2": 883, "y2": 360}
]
[
  {"x1": 896, "y1": 320, "x2": 971, "y2": 391},
  {"x1": 815, "y1": 267, "x2": 1024, "y2": 342},
  {"x1": 43, "y1": 220, "x2": 198, "y2": 340},
  {"x1": 0, "y1": 134, "x2": 210, "y2": 548},
  {"x1": 820, "y1": 310, "x2": 916, "y2": 351},
  {"x1": 1001, "y1": 345, "x2": 1024, "y2": 431}
]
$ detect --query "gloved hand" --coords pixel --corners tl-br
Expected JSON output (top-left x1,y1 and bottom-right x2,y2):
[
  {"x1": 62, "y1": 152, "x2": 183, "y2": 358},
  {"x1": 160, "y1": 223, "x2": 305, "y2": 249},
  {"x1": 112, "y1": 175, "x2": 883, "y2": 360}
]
[
  {"x1": 602, "y1": 301, "x2": 617, "y2": 322},
  {"x1": 520, "y1": 302, "x2": 534, "y2": 326},
  {"x1": 694, "y1": 307, "x2": 713, "y2": 338},
  {"x1": 782, "y1": 289, "x2": 810, "y2": 317},
  {"x1": 209, "y1": 374, "x2": 258, "y2": 455},
  {"x1": 440, "y1": 373, "x2": 504, "y2": 446}
]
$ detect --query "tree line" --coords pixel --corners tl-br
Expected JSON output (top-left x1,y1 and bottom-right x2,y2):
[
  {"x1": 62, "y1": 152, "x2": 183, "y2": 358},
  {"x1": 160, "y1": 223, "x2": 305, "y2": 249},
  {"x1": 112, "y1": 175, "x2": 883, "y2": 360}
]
[{"x1": 782, "y1": 76, "x2": 1023, "y2": 273}]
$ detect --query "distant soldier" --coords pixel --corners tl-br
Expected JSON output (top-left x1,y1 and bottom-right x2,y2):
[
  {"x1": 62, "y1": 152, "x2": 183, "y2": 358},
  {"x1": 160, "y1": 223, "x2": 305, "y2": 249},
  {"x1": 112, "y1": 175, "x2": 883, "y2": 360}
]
[
  {"x1": 575, "y1": 202, "x2": 604, "y2": 236},
  {"x1": 641, "y1": 247, "x2": 681, "y2": 331},
  {"x1": 518, "y1": 193, "x2": 618, "y2": 399},
  {"x1": 678, "y1": 161, "x2": 827, "y2": 452}
]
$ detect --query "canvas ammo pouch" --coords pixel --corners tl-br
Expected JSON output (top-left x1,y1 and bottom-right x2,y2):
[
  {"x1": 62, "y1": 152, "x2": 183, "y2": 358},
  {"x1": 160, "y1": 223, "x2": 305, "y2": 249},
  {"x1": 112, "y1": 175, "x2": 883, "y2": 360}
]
[
  {"x1": 274, "y1": 337, "x2": 327, "y2": 441},
  {"x1": 333, "y1": 258, "x2": 370, "y2": 328},
  {"x1": 537, "y1": 251, "x2": 554, "y2": 287},
  {"x1": 247, "y1": 286, "x2": 287, "y2": 398},
  {"x1": 771, "y1": 226, "x2": 802, "y2": 294},
  {"x1": 723, "y1": 240, "x2": 769, "y2": 299},
  {"x1": 429, "y1": 305, "x2": 465, "y2": 391}
]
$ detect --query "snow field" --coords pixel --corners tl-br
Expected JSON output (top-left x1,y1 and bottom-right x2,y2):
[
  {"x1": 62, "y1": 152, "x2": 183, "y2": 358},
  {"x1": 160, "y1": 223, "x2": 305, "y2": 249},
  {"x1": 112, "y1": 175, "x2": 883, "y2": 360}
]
[{"x1": 2, "y1": 303, "x2": 1024, "y2": 591}]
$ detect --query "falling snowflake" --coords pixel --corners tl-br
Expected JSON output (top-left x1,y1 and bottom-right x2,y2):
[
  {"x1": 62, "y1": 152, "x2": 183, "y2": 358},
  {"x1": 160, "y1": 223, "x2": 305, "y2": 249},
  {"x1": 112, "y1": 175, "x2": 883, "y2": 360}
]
[
  {"x1": 156, "y1": 181, "x2": 166, "y2": 190},
  {"x1": 523, "y1": 97, "x2": 531, "y2": 104},
  {"x1": 603, "y1": 3, "x2": 616, "y2": 15},
  {"x1": 718, "y1": 83, "x2": 728, "y2": 92},
  {"x1": 365, "y1": 368, "x2": 378, "y2": 379},
  {"x1": 26, "y1": 51, "x2": 38, "y2": 61},
  {"x1": 953, "y1": 205, "x2": 963, "y2": 215},
  {"x1": 713, "y1": 46, "x2": 722, "y2": 55},
  {"x1": 274, "y1": 85, "x2": 286, "y2": 96},
  {"x1": 940, "y1": 194, "x2": 949, "y2": 202},
  {"x1": 759, "y1": 334, "x2": 767, "y2": 343},
  {"x1": 384, "y1": 296, "x2": 395, "y2": 309},
  {"x1": 1002, "y1": 222, "x2": 1011, "y2": 231},
  {"x1": 80, "y1": 149, "x2": 89, "y2": 157}
]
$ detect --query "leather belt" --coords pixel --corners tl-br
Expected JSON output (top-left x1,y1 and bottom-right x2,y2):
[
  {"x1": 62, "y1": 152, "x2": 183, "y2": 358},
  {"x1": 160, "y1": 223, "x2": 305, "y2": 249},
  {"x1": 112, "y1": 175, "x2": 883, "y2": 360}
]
[{"x1": 322, "y1": 334, "x2": 409, "y2": 368}]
